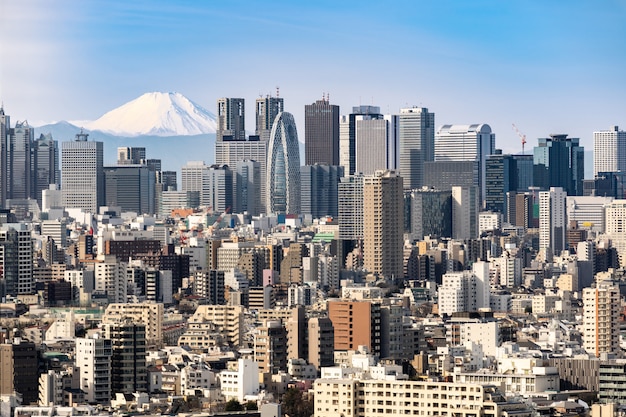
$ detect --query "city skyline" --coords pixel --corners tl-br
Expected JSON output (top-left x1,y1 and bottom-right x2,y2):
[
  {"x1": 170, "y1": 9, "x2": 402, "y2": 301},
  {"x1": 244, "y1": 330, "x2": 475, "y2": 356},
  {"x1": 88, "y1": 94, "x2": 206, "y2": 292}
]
[{"x1": 1, "y1": 1, "x2": 625, "y2": 156}]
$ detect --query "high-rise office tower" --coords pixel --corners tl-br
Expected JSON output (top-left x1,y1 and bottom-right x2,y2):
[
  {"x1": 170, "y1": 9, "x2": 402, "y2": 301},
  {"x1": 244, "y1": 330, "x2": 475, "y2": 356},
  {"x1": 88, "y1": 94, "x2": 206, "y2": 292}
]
[
  {"x1": 539, "y1": 187, "x2": 567, "y2": 257},
  {"x1": 363, "y1": 170, "x2": 404, "y2": 280},
  {"x1": 256, "y1": 95, "x2": 284, "y2": 141},
  {"x1": 300, "y1": 164, "x2": 344, "y2": 219},
  {"x1": 435, "y1": 124, "x2": 495, "y2": 205},
  {"x1": 451, "y1": 186, "x2": 479, "y2": 240},
  {"x1": 104, "y1": 321, "x2": 147, "y2": 395},
  {"x1": 583, "y1": 281, "x2": 620, "y2": 357},
  {"x1": 355, "y1": 115, "x2": 390, "y2": 175},
  {"x1": 206, "y1": 164, "x2": 233, "y2": 213},
  {"x1": 398, "y1": 107, "x2": 435, "y2": 189},
  {"x1": 305, "y1": 97, "x2": 340, "y2": 166},
  {"x1": 216, "y1": 98, "x2": 245, "y2": 142},
  {"x1": 181, "y1": 161, "x2": 207, "y2": 208},
  {"x1": 61, "y1": 131, "x2": 104, "y2": 213},
  {"x1": 117, "y1": 147, "x2": 146, "y2": 165},
  {"x1": 423, "y1": 160, "x2": 478, "y2": 191},
  {"x1": 594, "y1": 126, "x2": 626, "y2": 177},
  {"x1": 0, "y1": 223, "x2": 34, "y2": 298},
  {"x1": 533, "y1": 134, "x2": 584, "y2": 196},
  {"x1": 103, "y1": 165, "x2": 153, "y2": 214},
  {"x1": 0, "y1": 107, "x2": 9, "y2": 206},
  {"x1": 406, "y1": 188, "x2": 452, "y2": 241},
  {"x1": 75, "y1": 337, "x2": 112, "y2": 404},
  {"x1": 8, "y1": 121, "x2": 34, "y2": 200},
  {"x1": 512, "y1": 154, "x2": 534, "y2": 192},
  {"x1": 33, "y1": 134, "x2": 59, "y2": 206},
  {"x1": 338, "y1": 174, "x2": 364, "y2": 240},
  {"x1": 485, "y1": 150, "x2": 518, "y2": 214},
  {"x1": 235, "y1": 159, "x2": 261, "y2": 215},
  {"x1": 267, "y1": 112, "x2": 301, "y2": 214},
  {"x1": 339, "y1": 106, "x2": 384, "y2": 175}
]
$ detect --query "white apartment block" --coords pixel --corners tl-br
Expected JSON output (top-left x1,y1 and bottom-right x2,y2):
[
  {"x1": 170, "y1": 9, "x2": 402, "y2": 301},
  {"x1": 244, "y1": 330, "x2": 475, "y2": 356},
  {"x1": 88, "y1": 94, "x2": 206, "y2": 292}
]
[
  {"x1": 314, "y1": 378, "x2": 530, "y2": 417},
  {"x1": 190, "y1": 305, "x2": 244, "y2": 346},
  {"x1": 75, "y1": 337, "x2": 112, "y2": 404},
  {"x1": 93, "y1": 255, "x2": 127, "y2": 303},
  {"x1": 478, "y1": 211, "x2": 502, "y2": 236},
  {"x1": 583, "y1": 282, "x2": 620, "y2": 357},
  {"x1": 218, "y1": 359, "x2": 260, "y2": 402}
]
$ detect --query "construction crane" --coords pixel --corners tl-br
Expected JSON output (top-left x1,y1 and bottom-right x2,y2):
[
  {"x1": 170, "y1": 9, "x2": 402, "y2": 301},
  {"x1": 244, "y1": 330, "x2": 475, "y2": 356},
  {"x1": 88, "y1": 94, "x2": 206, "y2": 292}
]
[{"x1": 512, "y1": 123, "x2": 527, "y2": 154}]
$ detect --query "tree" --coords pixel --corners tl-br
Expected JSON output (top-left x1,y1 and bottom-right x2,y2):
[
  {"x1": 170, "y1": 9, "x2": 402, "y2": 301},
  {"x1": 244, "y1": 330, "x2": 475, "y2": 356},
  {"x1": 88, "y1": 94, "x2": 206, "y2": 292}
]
[
  {"x1": 244, "y1": 401, "x2": 258, "y2": 411},
  {"x1": 224, "y1": 399, "x2": 243, "y2": 412},
  {"x1": 282, "y1": 387, "x2": 314, "y2": 417}
]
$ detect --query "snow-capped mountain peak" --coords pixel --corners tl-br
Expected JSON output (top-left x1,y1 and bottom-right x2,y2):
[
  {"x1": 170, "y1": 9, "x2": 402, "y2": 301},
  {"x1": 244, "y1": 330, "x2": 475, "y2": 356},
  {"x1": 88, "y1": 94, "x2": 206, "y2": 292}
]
[{"x1": 82, "y1": 92, "x2": 217, "y2": 136}]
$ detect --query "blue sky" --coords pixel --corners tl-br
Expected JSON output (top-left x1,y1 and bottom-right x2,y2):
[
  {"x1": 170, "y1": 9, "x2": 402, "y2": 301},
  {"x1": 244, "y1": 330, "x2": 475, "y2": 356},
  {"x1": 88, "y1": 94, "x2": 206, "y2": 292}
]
[{"x1": 2, "y1": 0, "x2": 626, "y2": 155}]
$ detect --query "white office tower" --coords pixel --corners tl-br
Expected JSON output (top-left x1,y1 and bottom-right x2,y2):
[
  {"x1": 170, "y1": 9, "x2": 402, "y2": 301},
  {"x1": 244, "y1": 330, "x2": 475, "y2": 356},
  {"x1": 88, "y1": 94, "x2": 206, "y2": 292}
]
[
  {"x1": 593, "y1": 125, "x2": 626, "y2": 176},
  {"x1": 435, "y1": 124, "x2": 495, "y2": 205},
  {"x1": 539, "y1": 187, "x2": 567, "y2": 258},
  {"x1": 94, "y1": 255, "x2": 127, "y2": 303},
  {"x1": 75, "y1": 336, "x2": 112, "y2": 404},
  {"x1": 583, "y1": 281, "x2": 620, "y2": 357},
  {"x1": 605, "y1": 200, "x2": 626, "y2": 261},
  {"x1": 398, "y1": 107, "x2": 435, "y2": 189},
  {"x1": 61, "y1": 131, "x2": 104, "y2": 213},
  {"x1": 181, "y1": 161, "x2": 207, "y2": 206},
  {"x1": 473, "y1": 260, "x2": 491, "y2": 310},
  {"x1": 452, "y1": 186, "x2": 479, "y2": 240}
]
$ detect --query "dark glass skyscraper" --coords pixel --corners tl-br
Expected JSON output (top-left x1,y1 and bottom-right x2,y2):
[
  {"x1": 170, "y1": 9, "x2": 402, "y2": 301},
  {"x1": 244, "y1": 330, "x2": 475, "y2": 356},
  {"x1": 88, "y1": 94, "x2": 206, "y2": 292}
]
[
  {"x1": 533, "y1": 134, "x2": 584, "y2": 196},
  {"x1": 305, "y1": 98, "x2": 340, "y2": 166},
  {"x1": 485, "y1": 150, "x2": 518, "y2": 214}
]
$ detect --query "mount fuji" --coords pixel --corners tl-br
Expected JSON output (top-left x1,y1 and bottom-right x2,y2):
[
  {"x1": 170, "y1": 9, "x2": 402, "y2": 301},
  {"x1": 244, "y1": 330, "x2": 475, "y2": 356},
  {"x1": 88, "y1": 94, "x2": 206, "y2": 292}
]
[
  {"x1": 79, "y1": 91, "x2": 217, "y2": 136},
  {"x1": 35, "y1": 92, "x2": 217, "y2": 171}
]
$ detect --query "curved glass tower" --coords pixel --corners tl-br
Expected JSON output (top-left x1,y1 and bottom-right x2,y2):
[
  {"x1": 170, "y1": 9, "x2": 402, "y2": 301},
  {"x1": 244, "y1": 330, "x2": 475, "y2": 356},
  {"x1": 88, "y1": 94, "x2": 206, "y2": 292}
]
[{"x1": 267, "y1": 112, "x2": 301, "y2": 214}]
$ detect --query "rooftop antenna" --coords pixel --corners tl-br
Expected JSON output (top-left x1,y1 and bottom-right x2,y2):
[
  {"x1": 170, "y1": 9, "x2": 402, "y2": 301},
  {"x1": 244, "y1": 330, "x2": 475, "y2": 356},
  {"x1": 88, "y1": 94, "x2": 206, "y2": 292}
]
[{"x1": 276, "y1": 86, "x2": 280, "y2": 98}]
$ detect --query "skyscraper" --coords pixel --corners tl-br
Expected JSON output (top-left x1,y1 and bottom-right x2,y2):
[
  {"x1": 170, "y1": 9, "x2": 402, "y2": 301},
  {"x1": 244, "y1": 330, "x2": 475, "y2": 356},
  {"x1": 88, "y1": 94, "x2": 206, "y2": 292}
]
[
  {"x1": 61, "y1": 131, "x2": 104, "y2": 213},
  {"x1": 485, "y1": 150, "x2": 518, "y2": 214},
  {"x1": 338, "y1": 174, "x2": 364, "y2": 240},
  {"x1": 398, "y1": 107, "x2": 435, "y2": 189},
  {"x1": 539, "y1": 187, "x2": 567, "y2": 257},
  {"x1": 300, "y1": 164, "x2": 344, "y2": 219},
  {"x1": 206, "y1": 164, "x2": 233, "y2": 213},
  {"x1": 181, "y1": 160, "x2": 207, "y2": 208},
  {"x1": 363, "y1": 170, "x2": 404, "y2": 280},
  {"x1": 435, "y1": 124, "x2": 495, "y2": 205},
  {"x1": 267, "y1": 112, "x2": 301, "y2": 214},
  {"x1": 355, "y1": 116, "x2": 390, "y2": 175},
  {"x1": 8, "y1": 121, "x2": 34, "y2": 200},
  {"x1": 235, "y1": 159, "x2": 261, "y2": 215},
  {"x1": 33, "y1": 134, "x2": 59, "y2": 206},
  {"x1": 216, "y1": 97, "x2": 245, "y2": 142},
  {"x1": 117, "y1": 146, "x2": 146, "y2": 165},
  {"x1": 533, "y1": 134, "x2": 584, "y2": 196},
  {"x1": 255, "y1": 95, "x2": 284, "y2": 141},
  {"x1": 305, "y1": 98, "x2": 340, "y2": 166},
  {"x1": 339, "y1": 106, "x2": 384, "y2": 175},
  {"x1": 451, "y1": 186, "x2": 479, "y2": 240},
  {"x1": 103, "y1": 165, "x2": 153, "y2": 214},
  {"x1": 0, "y1": 107, "x2": 8, "y2": 206},
  {"x1": 594, "y1": 126, "x2": 626, "y2": 177}
]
